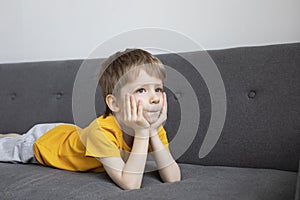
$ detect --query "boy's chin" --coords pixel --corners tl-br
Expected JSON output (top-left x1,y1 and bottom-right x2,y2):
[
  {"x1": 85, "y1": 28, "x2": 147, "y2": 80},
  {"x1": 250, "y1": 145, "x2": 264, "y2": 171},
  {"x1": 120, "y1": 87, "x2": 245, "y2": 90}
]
[
  {"x1": 146, "y1": 118, "x2": 158, "y2": 125},
  {"x1": 144, "y1": 112, "x2": 160, "y2": 125}
]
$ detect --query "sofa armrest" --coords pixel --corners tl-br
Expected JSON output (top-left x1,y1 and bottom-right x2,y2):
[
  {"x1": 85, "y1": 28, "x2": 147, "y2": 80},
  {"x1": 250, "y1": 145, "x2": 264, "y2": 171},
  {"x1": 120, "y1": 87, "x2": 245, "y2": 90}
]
[{"x1": 295, "y1": 159, "x2": 300, "y2": 200}]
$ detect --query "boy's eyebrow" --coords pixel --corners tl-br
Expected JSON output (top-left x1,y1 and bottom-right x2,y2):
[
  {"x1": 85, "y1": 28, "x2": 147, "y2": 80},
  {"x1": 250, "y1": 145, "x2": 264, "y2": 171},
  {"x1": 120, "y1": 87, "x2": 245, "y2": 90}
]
[{"x1": 134, "y1": 83, "x2": 163, "y2": 87}]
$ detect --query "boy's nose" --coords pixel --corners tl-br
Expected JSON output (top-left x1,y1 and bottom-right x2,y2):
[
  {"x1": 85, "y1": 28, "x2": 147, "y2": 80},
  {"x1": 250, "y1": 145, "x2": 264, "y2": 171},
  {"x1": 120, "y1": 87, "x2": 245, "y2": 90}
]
[{"x1": 150, "y1": 94, "x2": 160, "y2": 104}]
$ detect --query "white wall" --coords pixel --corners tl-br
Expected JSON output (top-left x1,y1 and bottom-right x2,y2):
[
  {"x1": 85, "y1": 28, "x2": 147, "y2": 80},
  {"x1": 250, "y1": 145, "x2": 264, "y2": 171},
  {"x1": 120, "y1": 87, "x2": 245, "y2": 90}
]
[{"x1": 1, "y1": 0, "x2": 300, "y2": 63}]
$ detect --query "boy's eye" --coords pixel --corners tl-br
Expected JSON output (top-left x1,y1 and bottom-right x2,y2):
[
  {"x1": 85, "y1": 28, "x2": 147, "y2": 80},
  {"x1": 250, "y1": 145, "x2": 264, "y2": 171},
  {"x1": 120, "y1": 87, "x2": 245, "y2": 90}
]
[
  {"x1": 135, "y1": 88, "x2": 146, "y2": 93},
  {"x1": 155, "y1": 88, "x2": 163, "y2": 93}
]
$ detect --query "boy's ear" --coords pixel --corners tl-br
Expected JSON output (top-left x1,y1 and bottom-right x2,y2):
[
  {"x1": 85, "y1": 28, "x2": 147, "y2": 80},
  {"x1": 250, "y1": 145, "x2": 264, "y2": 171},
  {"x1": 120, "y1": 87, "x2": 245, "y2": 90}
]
[{"x1": 106, "y1": 94, "x2": 120, "y2": 113}]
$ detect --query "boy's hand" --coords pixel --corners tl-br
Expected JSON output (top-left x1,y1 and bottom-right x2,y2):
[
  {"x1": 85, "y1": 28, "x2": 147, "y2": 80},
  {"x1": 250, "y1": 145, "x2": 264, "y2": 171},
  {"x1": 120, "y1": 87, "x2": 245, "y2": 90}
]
[
  {"x1": 150, "y1": 92, "x2": 167, "y2": 137},
  {"x1": 121, "y1": 94, "x2": 150, "y2": 136}
]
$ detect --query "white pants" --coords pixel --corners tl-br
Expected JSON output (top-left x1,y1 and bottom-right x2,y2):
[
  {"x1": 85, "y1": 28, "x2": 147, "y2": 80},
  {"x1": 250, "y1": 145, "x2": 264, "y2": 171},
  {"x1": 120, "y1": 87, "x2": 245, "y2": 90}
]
[{"x1": 0, "y1": 123, "x2": 63, "y2": 164}]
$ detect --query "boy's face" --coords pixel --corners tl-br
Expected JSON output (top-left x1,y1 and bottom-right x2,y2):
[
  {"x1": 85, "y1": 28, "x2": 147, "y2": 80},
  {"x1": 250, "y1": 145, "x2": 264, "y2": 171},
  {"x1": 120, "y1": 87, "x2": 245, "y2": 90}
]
[{"x1": 118, "y1": 69, "x2": 164, "y2": 124}]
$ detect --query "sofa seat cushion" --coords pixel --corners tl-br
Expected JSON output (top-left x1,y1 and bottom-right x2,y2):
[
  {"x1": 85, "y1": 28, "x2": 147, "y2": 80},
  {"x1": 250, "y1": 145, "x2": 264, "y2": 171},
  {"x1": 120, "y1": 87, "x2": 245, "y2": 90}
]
[{"x1": 0, "y1": 162, "x2": 297, "y2": 200}]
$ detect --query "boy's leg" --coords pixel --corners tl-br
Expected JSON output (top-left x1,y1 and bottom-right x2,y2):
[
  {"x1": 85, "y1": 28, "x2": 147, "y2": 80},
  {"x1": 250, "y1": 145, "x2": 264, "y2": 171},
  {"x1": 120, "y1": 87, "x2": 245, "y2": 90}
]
[
  {"x1": 0, "y1": 123, "x2": 63, "y2": 164},
  {"x1": 0, "y1": 133, "x2": 20, "y2": 138}
]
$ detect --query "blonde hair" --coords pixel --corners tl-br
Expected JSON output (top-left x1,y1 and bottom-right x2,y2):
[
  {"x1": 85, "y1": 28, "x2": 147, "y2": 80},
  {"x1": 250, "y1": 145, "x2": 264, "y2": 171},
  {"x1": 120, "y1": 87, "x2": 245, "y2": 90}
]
[{"x1": 98, "y1": 48, "x2": 166, "y2": 117}]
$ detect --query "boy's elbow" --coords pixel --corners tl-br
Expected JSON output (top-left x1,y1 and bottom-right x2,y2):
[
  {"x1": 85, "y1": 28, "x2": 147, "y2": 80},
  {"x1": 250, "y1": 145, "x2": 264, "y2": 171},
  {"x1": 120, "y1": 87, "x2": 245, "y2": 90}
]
[
  {"x1": 164, "y1": 173, "x2": 181, "y2": 183},
  {"x1": 119, "y1": 177, "x2": 142, "y2": 190},
  {"x1": 160, "y1": 163, "x2": 181, "y2": 183},
  {"x1": 121, "y1": 182, "x2": 141, "y2": 190}
]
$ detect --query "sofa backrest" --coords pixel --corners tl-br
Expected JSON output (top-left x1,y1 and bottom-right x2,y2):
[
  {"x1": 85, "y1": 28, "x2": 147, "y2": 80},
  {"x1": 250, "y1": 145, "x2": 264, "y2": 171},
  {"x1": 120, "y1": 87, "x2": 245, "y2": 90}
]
[{"x1": 0, "y1": 43, "x2": 299, "y2": 172}]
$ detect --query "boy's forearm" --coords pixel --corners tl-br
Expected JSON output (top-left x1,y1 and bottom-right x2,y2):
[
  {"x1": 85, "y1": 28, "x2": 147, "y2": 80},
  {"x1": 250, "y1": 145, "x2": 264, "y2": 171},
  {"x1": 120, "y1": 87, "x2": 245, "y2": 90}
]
[
  {"x1": 121, "y1": 130, "x2": 149, "y2": 189},
  {"x1": 123, "y1": 135, "x2": 149, "y2": 173},
  {"x1": 150, "y1": 133, "x2": 181, "y2": 182}
]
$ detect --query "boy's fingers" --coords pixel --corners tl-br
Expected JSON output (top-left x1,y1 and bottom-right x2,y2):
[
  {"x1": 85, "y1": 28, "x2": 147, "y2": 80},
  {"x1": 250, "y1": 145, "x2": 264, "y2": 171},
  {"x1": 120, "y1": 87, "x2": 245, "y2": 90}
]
[
  {"x1": 123, "y1": 94, "x2": 126, "y2": 120},
  {"x1": 125, "y1": 94, "x2": 131, "y2": 120},
  {"x1": 137, "y1": 101, "x2": 144, "y2": 119},
  {"x1": 130, "y1": 95, "x2": 137, "y2": 119},
  {"x1": 162, "y1": 92, "x2": 168, "y2": 114}
]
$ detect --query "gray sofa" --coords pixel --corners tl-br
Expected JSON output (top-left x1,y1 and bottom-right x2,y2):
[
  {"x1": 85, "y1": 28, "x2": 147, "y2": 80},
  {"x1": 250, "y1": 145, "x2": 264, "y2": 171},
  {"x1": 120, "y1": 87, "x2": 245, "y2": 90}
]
[{"x1": 0, "y1": 43, "x2": 299, "y2": 200}]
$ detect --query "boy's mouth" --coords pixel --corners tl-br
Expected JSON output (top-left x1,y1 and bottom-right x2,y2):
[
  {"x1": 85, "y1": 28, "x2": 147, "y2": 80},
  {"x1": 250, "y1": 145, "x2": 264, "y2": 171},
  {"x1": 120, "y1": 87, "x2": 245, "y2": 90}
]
[
  {"x1": 145, "y1": 110, "x2": 160, "y2": 113},
  {"x1": 144, "y1": 110, "x2": 161, "y2": 116},
  {"x1": 143, "y1": 107, "x2": 161, "y2": 113},
  {"x1": 143, "y1": 110, "x2": 161, "y2": 124}
]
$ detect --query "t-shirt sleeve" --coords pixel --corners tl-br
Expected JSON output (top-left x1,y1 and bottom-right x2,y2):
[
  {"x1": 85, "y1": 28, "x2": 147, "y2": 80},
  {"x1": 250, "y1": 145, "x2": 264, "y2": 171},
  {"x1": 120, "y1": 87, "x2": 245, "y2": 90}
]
[{"x1": 83, "y1": 125, "x2": 121, "y2": 158}]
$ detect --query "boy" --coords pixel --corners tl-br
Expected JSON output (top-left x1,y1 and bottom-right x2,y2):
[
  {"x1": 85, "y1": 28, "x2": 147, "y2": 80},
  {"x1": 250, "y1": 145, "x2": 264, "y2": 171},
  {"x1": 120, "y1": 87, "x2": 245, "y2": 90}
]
[{"x1": 0, "y1": 49, "x2": 181, "y2": 190}]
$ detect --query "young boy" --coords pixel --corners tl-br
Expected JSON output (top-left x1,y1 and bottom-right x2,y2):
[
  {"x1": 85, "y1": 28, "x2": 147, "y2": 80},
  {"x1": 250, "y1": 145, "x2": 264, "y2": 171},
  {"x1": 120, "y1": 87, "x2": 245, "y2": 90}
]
[{"x1": 0, "y1": 49, "x2": 181, "y2": 190}]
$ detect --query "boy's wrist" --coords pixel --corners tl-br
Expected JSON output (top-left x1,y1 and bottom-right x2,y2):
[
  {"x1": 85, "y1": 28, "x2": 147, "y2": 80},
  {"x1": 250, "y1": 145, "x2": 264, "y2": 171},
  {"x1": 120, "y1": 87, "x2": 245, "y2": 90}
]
[
  {"x1": 134, "y1": 128, "x2": 150, "y2": 139},
  {"x1": 149, "y1": 129, "x2": 158, "y2": 138}
]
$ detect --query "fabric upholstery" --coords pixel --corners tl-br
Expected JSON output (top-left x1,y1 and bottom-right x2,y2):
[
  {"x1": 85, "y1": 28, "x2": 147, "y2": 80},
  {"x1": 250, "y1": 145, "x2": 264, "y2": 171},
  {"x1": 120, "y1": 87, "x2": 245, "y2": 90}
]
[
  {"x1": 0, "y1": 162, "x2": 297, "y2": 200},
  {"x1": 295, "y1": 160, "x2": 300, "y2": 200},
  {"x1": 0, "y1": 43, "x2": 299, "y2": 199},
  {"x1": 0, "y1": 43, "x2": 299, "y2": 171}
]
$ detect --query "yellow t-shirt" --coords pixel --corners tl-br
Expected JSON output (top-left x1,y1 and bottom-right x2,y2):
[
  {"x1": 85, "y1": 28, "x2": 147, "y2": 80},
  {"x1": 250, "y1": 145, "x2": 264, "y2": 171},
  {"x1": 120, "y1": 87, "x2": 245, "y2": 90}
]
[{"x1": 33, "y1": 115, "x2": 169, "y2": 172}]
